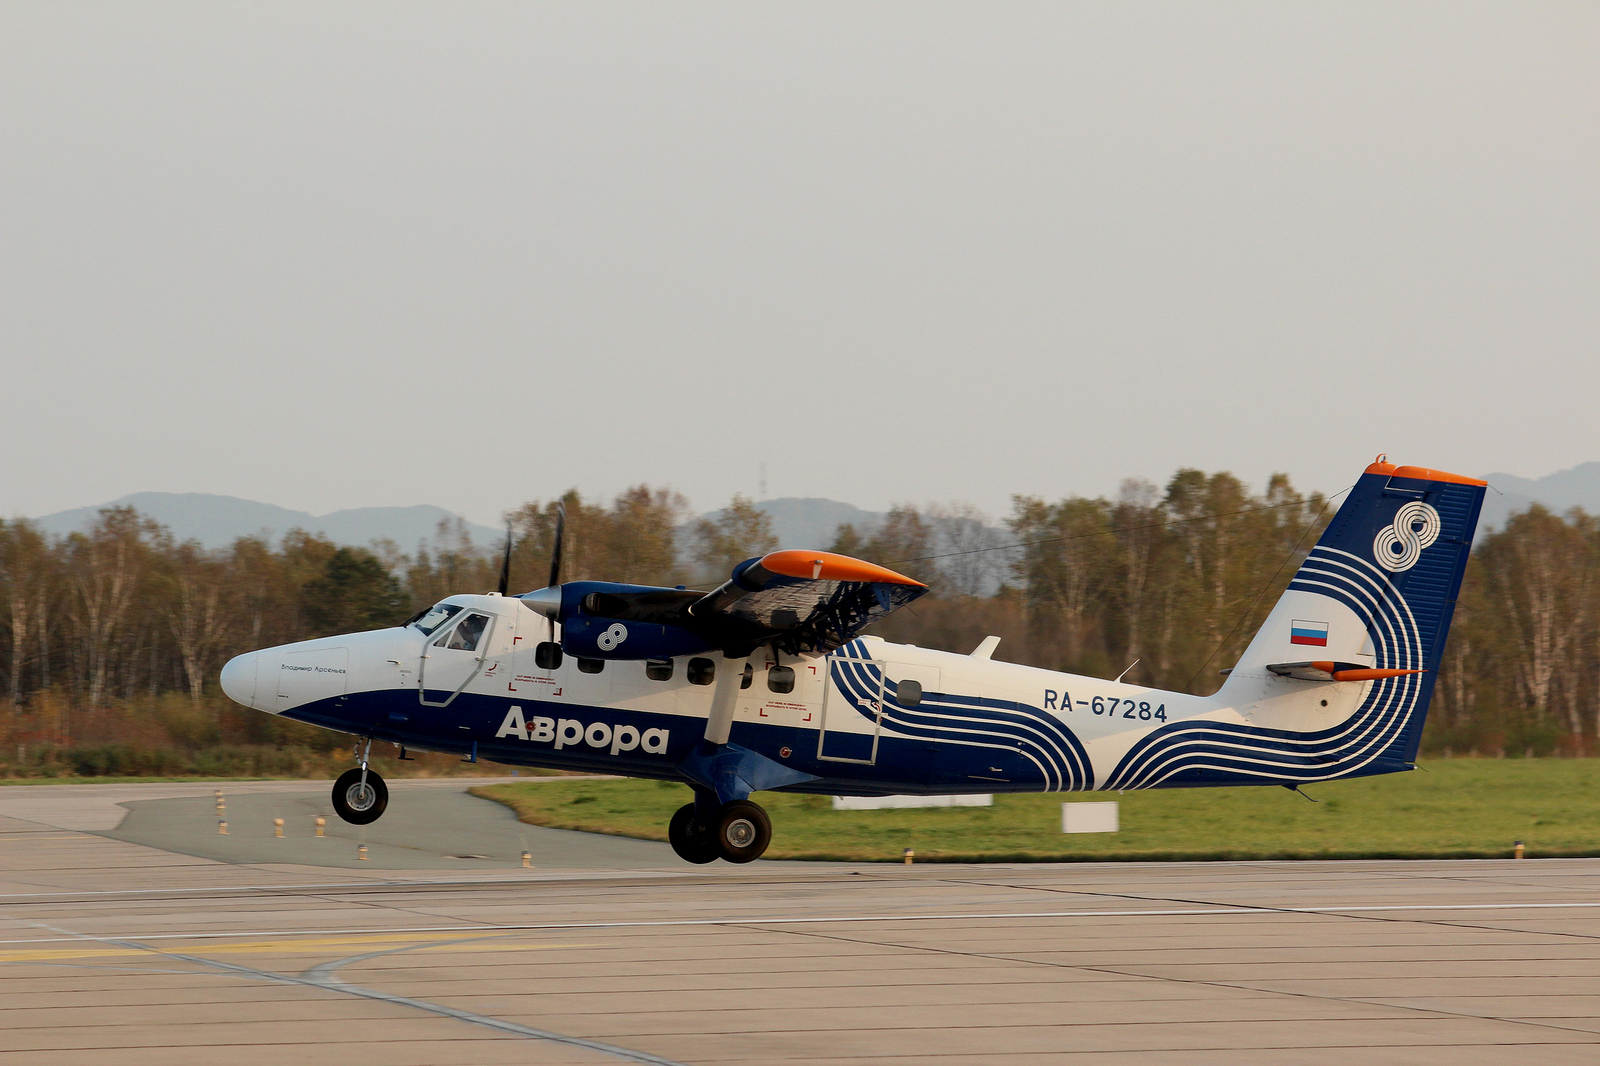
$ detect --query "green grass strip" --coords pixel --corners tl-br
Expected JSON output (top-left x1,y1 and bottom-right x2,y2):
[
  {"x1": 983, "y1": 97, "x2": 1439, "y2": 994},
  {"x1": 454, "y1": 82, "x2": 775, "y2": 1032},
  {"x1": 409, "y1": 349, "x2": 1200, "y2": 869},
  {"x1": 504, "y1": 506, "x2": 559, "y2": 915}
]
[{"x1": 473, "y1": 758, "x2": 1600, "y2": 863}]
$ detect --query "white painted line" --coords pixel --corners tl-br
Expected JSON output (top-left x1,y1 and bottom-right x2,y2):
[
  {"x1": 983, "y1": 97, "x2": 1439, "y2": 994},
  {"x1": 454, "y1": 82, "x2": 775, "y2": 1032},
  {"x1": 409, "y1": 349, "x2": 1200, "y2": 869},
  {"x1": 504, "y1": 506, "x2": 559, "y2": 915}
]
[{"x1": 5, "y1": 900, "x2": 1599, "y2": 946}]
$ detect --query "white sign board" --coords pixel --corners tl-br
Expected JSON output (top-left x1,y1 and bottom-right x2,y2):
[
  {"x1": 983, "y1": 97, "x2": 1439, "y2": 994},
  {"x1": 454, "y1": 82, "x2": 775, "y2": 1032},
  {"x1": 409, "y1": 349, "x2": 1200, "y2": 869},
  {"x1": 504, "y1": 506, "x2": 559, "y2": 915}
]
[
  {"x1": 1062, "y1": 801, "x2": 1119, "y2": 833},
  {"x1": 832, "y1": 794, "x2": 993, "y2": 810}
]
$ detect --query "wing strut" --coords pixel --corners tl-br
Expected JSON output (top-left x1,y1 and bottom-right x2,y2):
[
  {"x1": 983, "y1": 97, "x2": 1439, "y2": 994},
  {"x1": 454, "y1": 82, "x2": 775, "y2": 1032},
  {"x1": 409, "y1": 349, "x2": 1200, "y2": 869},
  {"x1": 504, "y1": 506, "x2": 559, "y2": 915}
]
[{"x1": 704, "y1": 652, "x2": 747, "y2": 745}]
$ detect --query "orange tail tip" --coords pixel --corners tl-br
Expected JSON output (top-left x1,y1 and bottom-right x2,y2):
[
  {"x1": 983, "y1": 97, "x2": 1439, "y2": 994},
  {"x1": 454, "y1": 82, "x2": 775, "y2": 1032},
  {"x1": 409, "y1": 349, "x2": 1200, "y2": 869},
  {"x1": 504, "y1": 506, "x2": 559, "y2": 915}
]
[
  {"x1": 1312, "y1": 656, "x2": 1427, "y2": 681},
  {"x1": 1324, "y1": 665, "x2": 1427, "y2": 683},
  {"x1": 1363, "y1": 460, "x2": 1486, "y2": 487},
  {"x1": 759, "y1": 549, "x2": 926, "y2": 587},
  {"x1": 1271, "y1": 661, "x2": 1428, "y2": 683}
]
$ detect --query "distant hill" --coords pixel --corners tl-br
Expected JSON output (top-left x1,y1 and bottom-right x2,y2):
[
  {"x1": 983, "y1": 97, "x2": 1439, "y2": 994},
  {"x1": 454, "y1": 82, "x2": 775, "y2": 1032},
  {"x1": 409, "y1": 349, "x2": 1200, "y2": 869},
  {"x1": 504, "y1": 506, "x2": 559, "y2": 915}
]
[
  {"x1": 25, "y1": 492, "x2": 882, "y2": 557},
  {"x1": 29, "y1": 493, "x2": 505, "y2": 551},
  {"x1": 1480, "y1": 462, "x2": 1600, "y2": 531},
  {"x1": 749, "y1": 497, "x2": 884, "y2": 549}
]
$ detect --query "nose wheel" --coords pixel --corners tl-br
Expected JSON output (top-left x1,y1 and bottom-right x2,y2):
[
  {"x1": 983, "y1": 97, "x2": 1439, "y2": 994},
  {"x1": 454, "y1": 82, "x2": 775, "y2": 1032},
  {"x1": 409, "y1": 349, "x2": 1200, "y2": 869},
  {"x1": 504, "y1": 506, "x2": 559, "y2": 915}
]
[
  {"x1": 668, "y1": 799, "x2": 771, "y2": 864},
  {"x1": 332, "y1": 766, "x2": 388, "y2": 824}
]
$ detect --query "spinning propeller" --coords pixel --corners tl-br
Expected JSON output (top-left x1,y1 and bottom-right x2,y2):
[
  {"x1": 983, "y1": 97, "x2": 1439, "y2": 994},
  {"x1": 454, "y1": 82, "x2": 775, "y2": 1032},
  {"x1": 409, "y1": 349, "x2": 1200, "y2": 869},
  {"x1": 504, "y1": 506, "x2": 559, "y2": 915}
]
[
  {"x1": 496, "y1": 522, "x2": 513, "y2": 597},
  {"x1": 517, "y1": 503, "x2": 565, "y2": 641}
]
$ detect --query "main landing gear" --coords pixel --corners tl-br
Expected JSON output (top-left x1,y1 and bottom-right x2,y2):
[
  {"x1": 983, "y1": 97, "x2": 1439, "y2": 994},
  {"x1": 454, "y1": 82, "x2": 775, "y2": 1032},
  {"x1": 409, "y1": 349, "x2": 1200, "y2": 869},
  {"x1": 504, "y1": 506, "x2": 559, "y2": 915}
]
[
  {"x1": 668, "y1": 799, "x2": 772, "y2": 864},
  {"x1": 332, "y1": 738, "x2": 388, "y2": 825}
]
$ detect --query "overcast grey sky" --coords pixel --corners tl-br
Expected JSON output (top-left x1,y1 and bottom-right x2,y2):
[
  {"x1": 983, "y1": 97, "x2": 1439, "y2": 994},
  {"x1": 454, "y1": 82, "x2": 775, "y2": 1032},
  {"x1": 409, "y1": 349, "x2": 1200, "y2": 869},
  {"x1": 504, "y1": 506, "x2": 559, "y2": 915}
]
[{"x1": 4, "y1": 2, "x2": 1597, "y2": 526}]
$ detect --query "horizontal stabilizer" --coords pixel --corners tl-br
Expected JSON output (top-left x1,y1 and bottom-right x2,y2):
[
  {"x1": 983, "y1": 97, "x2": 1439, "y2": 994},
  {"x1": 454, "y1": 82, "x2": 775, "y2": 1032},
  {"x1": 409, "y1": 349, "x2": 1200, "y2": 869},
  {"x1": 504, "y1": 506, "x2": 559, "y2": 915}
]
[{"x1": 1267, "y1": 661, "x2": 1427, "y2": 683}]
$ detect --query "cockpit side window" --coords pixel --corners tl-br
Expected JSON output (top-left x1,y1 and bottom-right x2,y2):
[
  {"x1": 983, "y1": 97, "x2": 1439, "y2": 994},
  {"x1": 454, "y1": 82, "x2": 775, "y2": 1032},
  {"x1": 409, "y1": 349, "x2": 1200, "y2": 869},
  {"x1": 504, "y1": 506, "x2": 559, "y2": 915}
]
[
  {"x1": 412, "y1": 602, "x2": 463, "y2": 636},
  {"x1": 442, "y1": 613, "x2": 489, "y2": 652}
]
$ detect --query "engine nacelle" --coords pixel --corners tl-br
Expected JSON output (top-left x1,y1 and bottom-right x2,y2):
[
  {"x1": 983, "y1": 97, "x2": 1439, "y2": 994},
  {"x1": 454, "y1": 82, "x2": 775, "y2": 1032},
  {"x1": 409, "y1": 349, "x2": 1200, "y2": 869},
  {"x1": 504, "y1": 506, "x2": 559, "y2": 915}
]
[
  {"x1": 561, "y1": 613, "x2": 711, "y2": 661},
  {"x1": 522, "y1": 581, "x2": 712, "y2": 661}
]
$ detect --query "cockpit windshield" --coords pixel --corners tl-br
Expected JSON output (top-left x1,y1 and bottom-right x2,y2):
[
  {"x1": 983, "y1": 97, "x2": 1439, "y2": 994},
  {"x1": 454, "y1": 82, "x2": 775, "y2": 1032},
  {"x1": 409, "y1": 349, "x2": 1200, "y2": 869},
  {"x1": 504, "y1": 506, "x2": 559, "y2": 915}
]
[{"x1": 411, "y1": 602, "x2": 462, "y2": 636}]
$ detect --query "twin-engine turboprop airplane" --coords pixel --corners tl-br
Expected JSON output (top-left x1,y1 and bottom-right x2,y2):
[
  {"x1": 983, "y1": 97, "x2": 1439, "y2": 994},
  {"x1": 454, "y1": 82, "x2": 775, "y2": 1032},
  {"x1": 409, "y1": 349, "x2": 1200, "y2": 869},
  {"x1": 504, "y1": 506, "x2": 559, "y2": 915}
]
[{"x1": 220, "y1": 459, "x2": 1485, "y2": 863}]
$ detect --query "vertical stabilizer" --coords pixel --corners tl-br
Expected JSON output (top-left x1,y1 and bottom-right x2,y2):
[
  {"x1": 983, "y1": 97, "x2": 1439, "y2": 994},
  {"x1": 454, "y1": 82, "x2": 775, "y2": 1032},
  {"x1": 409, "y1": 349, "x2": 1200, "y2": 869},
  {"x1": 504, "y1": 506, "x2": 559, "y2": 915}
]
[
  {"x1": 1105, "y1": 459, "x2": 1485, "y2": 790},
  {"x1": 1223, "y1": 459, "x2": 1486, "y2": 766}
]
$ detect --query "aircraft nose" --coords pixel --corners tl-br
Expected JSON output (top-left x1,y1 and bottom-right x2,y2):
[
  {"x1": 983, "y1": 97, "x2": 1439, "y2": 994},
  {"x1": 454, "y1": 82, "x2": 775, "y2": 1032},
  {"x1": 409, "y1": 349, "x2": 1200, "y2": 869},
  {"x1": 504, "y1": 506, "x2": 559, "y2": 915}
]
[{"x1": 220, "y1": 652, "x2": 259, "y2": 708}]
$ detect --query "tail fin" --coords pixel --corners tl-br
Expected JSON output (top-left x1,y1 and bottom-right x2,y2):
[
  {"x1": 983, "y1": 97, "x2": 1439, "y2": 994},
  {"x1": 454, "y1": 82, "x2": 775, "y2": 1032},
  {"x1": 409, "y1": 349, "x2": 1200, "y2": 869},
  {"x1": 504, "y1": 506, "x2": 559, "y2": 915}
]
[{"x1": 1222, "y1": 459, "x2": 1485, "y2": 768}]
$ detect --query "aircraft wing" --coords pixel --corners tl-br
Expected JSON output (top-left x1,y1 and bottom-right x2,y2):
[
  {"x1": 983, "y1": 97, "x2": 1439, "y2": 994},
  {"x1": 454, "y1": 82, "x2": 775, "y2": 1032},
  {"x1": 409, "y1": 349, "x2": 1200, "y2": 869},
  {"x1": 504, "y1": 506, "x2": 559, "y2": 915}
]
[{"x1": 688, "y1": 550, "x2": 929, "y2": 655}]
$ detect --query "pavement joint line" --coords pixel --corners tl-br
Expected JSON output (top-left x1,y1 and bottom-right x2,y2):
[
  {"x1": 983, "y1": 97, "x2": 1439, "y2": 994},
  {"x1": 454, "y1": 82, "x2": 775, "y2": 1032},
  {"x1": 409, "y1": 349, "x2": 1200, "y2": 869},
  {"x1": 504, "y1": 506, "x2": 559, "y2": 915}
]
[
  {"x1": 6, "y1": 899, "x2": 1600, "y2": 946},
  {"x1": 0, "y1": 872, "x2": 876, "y2": 902},
  {"x1": 15, "y1": 918, "x2": 691, "y2": 1066},
  {"x1": 1, "y1": 855, "x2": 1584, "y2": 903},
  {"x1": 15, "y1": 913, "x2": 690, "y2": 1066},
  {"x1": 755, "y1": 921, "x2": 1600, "y2": 1046},
  {"x1": 295, "y1": 937, "x2": 691, "y2": 1065}
]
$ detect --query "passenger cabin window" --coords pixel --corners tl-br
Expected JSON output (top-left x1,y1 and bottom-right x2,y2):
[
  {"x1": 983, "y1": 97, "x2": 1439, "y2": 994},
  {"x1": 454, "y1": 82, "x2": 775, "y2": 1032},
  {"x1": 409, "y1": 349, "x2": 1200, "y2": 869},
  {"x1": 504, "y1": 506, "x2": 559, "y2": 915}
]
[
  {"x1": 412, "y1": 602, "x2": 462, "y2": 636},
  {"x1": 739, "y1": 663, "x2": 753, "y2": 689},
  {"x1": 687, "y1": 658, "x2": 715, "y2": 686},
  {"x1": 897, "y1": 679, "x2": 923, "y2": 707},
  {"x1": 534, "y1": 642, "x2": 562, "y2": 670},
  {"x1": 577, "y1": 657, "x2": 605, "y2": 674},
  {"x1": 767, "y1": 665, "x2": 795, "y2": 694},
  {"x1": 442, "y1": 613, "x2": 488, "y2": 652},
  {"x1": 646, "y1": 659, "x2": 673, "y2": 681}
]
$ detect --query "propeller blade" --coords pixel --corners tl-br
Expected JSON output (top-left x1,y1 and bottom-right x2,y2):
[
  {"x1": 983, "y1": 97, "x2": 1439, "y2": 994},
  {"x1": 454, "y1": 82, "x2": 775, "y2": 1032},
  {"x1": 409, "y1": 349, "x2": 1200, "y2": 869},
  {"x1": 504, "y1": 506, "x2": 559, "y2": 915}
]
[
  {"x1": 497, "y1": 522, "x2": 513, "y2": 596},
  {"x1": 548, "y1": 502, "x2": 565, "y2": 588},
  {"x1": 546, "y1": 502, "x2": 566, "y2": 643}
]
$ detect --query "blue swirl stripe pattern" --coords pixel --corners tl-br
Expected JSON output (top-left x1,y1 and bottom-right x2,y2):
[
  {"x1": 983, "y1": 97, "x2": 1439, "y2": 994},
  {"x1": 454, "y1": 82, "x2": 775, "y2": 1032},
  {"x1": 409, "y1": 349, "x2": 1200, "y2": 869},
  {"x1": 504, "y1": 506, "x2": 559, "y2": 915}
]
[
  {"x1": 830, "y1": 640, "x2": 1093, "y2": 791},
  {"x1": 1101, "y1": 546, "x2": 1424, "y2": 790}
]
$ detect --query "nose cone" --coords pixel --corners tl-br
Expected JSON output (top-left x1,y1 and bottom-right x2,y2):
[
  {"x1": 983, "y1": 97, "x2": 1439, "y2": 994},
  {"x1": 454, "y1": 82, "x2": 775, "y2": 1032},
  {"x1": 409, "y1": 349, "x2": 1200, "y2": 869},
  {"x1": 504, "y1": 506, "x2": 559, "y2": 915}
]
[{"x1": 220, "y1": 652, "x2": 259, "y2": 708}]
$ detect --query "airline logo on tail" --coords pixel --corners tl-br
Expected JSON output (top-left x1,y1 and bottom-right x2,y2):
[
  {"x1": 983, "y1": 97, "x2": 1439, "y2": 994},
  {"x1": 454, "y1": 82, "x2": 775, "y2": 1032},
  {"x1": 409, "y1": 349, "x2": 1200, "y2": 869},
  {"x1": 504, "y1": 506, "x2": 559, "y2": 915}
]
[{"x1": 1373, "y1": 501, "x2": 1441, "y2": 572}]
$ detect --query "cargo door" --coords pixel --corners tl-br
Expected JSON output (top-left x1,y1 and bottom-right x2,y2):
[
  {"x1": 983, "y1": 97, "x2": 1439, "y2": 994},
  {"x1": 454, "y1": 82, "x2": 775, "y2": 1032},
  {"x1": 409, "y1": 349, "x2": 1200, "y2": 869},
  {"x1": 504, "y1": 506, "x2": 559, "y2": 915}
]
[{"x1": 818, "y1": 653, "x2": 885, "y2": 764}]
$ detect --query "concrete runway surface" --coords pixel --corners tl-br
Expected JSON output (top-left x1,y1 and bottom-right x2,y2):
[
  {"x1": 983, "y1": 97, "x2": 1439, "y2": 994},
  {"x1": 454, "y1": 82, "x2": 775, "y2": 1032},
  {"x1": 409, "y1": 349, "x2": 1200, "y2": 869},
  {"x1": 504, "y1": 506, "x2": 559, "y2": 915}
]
[{"x1": 2, "y1": 780, "x2": 1600, "y2": 1064}]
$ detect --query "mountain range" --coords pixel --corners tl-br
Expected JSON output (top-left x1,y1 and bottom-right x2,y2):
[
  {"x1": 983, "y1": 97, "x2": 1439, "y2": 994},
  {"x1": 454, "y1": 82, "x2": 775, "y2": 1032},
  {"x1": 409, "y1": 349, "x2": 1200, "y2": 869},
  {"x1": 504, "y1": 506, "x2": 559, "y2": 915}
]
[
  {"x1": 27, "y1": 492, "x2": 886, "y2": 553},
  {"x1": 29, "y1": 493, "x2": 508, "y2": 551},
  {"x1": 1479, "y1": 462, "x2": 1600, "y2": 531},
  {"x1": 24, "y1": 461, "x2": 1599, "y2": 553}
]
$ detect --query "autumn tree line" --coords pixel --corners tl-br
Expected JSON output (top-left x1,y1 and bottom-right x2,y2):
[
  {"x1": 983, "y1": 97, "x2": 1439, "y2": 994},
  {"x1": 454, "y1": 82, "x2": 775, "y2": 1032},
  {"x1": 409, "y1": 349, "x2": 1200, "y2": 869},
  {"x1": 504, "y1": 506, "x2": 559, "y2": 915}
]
[{"x1": 1, "y1": 471, "x2": 1596, "y2": 777}]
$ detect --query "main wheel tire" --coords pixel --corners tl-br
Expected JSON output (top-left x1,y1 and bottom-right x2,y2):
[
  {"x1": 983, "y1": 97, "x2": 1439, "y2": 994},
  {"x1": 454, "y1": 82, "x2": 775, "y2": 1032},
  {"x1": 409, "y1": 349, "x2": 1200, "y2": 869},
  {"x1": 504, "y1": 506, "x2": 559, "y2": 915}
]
[
  {"x1": 668, "y1": 803, "x2": 719, "y2": 864},
  {"x1": 713, "y1": 800, "x2": 772, "y2": 864},
  {"x1": 332, "y1": 767, "x2": 388, "y2": 825}
]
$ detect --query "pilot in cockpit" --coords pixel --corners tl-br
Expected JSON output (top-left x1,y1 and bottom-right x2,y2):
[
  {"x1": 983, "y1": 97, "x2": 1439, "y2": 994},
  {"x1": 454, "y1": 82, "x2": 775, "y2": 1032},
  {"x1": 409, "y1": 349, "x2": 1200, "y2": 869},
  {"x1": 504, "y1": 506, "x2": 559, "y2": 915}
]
[{"x1": 444, "y1": 613, "x2": 487, "y2": 651}]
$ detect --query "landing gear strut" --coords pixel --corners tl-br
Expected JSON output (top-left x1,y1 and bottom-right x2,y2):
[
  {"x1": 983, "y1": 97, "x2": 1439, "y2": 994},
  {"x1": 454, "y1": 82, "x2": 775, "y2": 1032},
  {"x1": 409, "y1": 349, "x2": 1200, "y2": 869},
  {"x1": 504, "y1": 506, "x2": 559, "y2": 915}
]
[
  {"x1": 668, "y1": 797, "x2": 772, "y2": 864},
  {"x1": 332, "y1": 738, "x2": 388, "y2": 825}
]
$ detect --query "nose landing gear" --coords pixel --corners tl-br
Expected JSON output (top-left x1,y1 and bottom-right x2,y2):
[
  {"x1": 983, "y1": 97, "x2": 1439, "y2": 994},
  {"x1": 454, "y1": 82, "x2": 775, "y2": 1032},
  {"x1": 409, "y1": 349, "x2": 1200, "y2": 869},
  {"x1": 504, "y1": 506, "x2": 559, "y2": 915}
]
[
  {"x1": 668, "y1": 798, "x2": 772, "y2": 864},
  {"x1": 332, "y1": 738, "x2": 388, "y2": 825}
]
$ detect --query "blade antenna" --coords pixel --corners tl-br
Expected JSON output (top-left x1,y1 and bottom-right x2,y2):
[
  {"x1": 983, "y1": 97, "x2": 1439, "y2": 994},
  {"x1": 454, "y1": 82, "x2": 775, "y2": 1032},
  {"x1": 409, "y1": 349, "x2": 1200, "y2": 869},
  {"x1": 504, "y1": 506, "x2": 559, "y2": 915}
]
[{"x1": 497, "y1": 522, "x2": 513, "y2": 596}]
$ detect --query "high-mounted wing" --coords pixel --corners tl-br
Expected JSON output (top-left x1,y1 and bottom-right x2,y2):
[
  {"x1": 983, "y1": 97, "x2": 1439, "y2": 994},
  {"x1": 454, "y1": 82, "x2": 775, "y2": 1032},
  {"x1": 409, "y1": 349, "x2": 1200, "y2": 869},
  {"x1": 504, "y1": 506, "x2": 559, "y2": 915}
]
[
  {"x1": 689, "y1": 550, "x2": 928, "y2": 655},
  {"x1": 520, "y1": 550, "x2": 928, "y2": 659}
]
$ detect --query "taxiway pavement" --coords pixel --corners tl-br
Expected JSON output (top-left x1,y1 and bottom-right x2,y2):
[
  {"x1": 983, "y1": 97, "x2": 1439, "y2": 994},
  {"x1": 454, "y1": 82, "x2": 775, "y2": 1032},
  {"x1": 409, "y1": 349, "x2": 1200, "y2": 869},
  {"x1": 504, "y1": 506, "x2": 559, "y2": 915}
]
[{"x1": 2, "y1": 779, "x2": 1599, "y2": 1064}]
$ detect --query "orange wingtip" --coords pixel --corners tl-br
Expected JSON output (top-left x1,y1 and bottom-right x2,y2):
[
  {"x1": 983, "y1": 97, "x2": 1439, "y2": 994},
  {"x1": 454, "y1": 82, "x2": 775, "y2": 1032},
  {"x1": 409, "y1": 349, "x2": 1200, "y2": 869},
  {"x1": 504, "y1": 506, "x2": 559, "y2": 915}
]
[
  {"x1": 760, "y1": 550, "x2": 927, "y2": 587},
  {"x1": 1328, "y1": 667, "x2": 1426, "y2": 683},
  {"x1": 1364, "y1": 461, "x2": 1486, "y2": 487}
]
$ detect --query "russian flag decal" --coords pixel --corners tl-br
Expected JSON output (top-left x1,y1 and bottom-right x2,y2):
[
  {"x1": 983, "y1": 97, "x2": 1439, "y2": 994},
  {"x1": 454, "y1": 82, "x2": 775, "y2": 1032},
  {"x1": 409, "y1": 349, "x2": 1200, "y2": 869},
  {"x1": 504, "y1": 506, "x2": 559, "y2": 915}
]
[{"x1": 1290, "y1": 620, "x2": 1329, "y2": 647}]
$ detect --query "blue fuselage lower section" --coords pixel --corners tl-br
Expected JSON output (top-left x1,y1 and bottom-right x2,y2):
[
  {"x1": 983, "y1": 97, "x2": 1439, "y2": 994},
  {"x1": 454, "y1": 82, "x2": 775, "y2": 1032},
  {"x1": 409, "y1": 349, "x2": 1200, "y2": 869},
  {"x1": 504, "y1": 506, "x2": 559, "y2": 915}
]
[{"x1": 283, "y1": 681, "x2": 1409, "y2": 798}]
